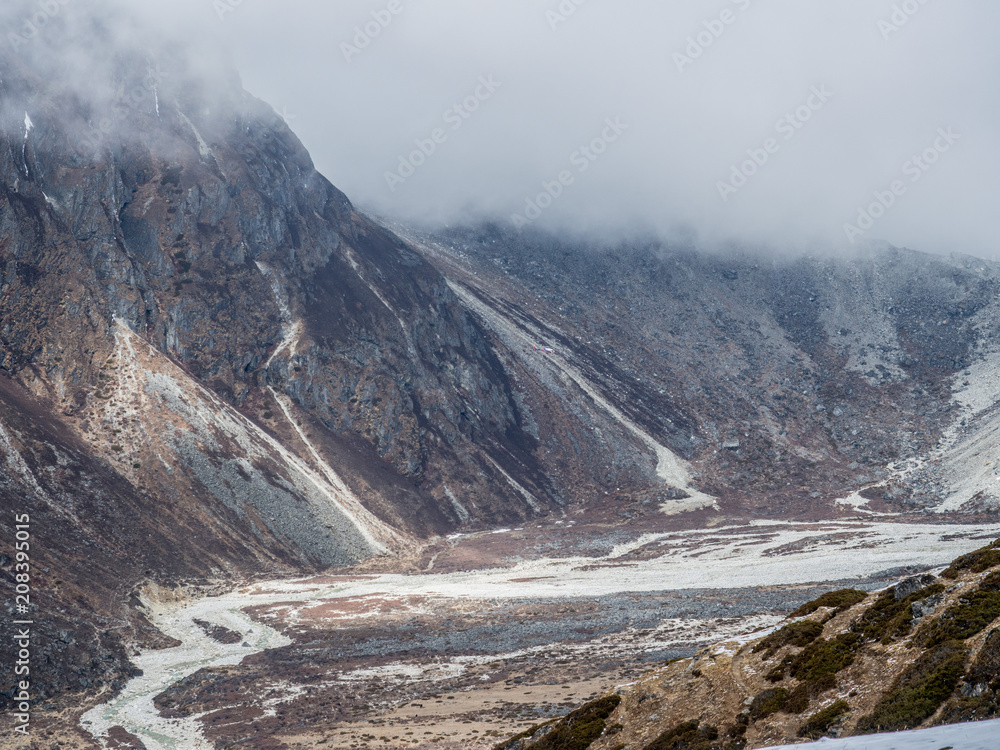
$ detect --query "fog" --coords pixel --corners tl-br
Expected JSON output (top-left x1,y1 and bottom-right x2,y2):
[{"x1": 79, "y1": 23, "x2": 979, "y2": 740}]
[{"x1": 5, "y1": 0, "x2": 999, "y2": 258}]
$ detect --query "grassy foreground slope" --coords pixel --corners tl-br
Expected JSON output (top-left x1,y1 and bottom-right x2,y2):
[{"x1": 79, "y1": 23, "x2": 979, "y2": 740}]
[{"x1": 497, "y1": 538, "x2": 1000, "y2": 750}]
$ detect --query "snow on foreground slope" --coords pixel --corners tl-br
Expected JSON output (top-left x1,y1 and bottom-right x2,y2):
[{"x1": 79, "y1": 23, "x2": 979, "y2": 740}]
[{"x1": 770, "y1": 718, "x2": 1000, "y2": 749}]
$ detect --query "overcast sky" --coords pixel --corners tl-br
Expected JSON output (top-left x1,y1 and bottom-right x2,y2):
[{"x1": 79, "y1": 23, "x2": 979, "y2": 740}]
[{"x1": 21, "y1": 1, "x2": 1000, "y2": 258}]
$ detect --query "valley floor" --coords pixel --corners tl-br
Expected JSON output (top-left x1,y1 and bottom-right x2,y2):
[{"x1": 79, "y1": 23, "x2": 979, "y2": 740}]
[{"x1": 67, "y1": 513, "x2": 1000, "y2": 750}]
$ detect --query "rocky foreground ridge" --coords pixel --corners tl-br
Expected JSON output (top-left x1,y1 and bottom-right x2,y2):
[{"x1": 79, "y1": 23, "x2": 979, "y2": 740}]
[{"x1": 498, "y1": 538, "x2": 1000, "y2": 749}]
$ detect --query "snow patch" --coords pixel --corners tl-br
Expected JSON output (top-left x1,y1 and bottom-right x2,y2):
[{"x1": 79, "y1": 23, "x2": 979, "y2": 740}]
[
  {"x1": 175, "y1": 106, "x2": 212, "y2": 159},
  {"x1": 931, "y1": 346, "x2": 1000, "y2": 512},
  {"x1": 485, "y1": 454, "x2": 541, "y2": 513},
  {"x1": 443, "y1": 484, "x2": 471, "y2": 523},
  {"x1": 255, "y1": 261, "x2": 303, "y2": 367},
  {"x1": 834, "y1": 491, "x2": 873, "y2": 513},
  {"x1": 769, "y1": 716, "x2": 1000, "y2": 750},
  {"x1": 343, "y1": 246, "x2": 417, "y2": 355},
  {"x1": 267, "y1": 386, "x2": 408, "y2": 554}
]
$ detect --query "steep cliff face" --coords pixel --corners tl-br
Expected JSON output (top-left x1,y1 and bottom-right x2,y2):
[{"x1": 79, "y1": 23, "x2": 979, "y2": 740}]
[
  {"x1": 0, "y1": 17, "x2": 553, "y2": 722},
  {"x1": 0, "y1": 34, "x2": 553, "y2": 533}
]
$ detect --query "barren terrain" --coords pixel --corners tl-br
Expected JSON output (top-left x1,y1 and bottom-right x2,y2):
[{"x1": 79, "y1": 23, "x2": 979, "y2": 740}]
[{"x1": 69, "y1": 515, "x2": 1000, "y2": 750}]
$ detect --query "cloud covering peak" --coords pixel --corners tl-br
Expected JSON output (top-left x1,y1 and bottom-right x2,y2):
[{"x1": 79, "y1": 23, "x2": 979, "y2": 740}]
[{"x1": 4, "y1": 0, "x2": 997, "y2": 258}]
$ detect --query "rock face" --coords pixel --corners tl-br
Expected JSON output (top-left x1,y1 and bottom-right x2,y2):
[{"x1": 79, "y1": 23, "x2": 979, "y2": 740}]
[
  {"x1": 0, "y1": 10, "x2": 551, "y2": 722},
  {"x1": 411, "y1": 224, "x2": 1000, "y2": 516}
]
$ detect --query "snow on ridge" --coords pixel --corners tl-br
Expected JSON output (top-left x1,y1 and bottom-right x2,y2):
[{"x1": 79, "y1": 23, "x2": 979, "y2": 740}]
[
  {"x1": 769, "y1": 716, "x2": 1000, "y2": 750},
  {"x1": 174, "y1": 104, "x2": 212, "y2": 159}
]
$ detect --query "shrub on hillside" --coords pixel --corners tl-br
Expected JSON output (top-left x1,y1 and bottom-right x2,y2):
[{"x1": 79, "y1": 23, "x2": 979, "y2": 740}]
[
  {"x1": 503, "y1": 695, "x2": 621, "y2": 750},
  {"x1": 917, "y1": 573, "x2": 1000, "y2": 647},
  {"x1": 798, "y1": 700, "x2": 850, "y2": 739},
  {"x1": 792, "y1": 589, "x2": 868, "y2": 619},
  {"x1": 752, "y1": 620, "x2": 824, "y2": 658},
  {"x1": 852, "y1": 583, "x2": 945, "y2": 644},
  {"x1": 855, "y1": 641, "x2": 967, "y2": 734},
  {"x1": 941, "y1": 540, "x2": 1000, "y2": 579}
]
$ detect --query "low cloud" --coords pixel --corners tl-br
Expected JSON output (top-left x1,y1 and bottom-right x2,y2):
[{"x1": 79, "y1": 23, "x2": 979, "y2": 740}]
[{"x1": 5, "y1": 0, "x2": 998, "y2": 259}]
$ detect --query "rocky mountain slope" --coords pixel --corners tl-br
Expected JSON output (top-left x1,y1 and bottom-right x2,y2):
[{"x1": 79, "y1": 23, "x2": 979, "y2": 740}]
[
  {"x1": 408, "y1": 223, "x2": 1000, "y2": 519},
  {"x1": 0, "y1": 10, "x2": 555, "y2": 726},
  {"x1": 499, "y1": 537, "x2": 1000, "y2": 749}
]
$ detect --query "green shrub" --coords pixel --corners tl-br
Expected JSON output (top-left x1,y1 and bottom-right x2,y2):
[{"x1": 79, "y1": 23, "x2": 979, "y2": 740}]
[
  {"x1": 855, "y1": 641, "x2": 967, "y2": 733},
  {"x1": 783, "y1": 683, "x2": 811, "y2": 714},
  {"x1": 514, "y1": 696, "x2": 621, "y2": 750},
  {"x1": 967, "y1": 627, "x2": 1000, "y2": 686},
  {"x1": 941, "y1": 540, "x2": 1000, "y2": 579},
  {"x1": 789, "y1": 633, "x2": 859, "y2": 685},
  {"x1": 852, "y1": 584, "x2": 945, "y2": 644},
  {"x1": 792, "y1": 590, "x2": 868, "y2": 618},
  {"x1": 641, "y1": 720, "x2": 723, "y2": 750},
  {"x1": 937, "y1": 628, "x2": 1000, "y2": 723},
  {"x1": 765, "y1": 665, "x2": 786, "y2": 683},
  {"x1": 725, "y1": 717, "x2": 748, "y2": 739},
  {"x1": 753, "y1": 620, "x2": 824, "y2": 657},
  {"x1": 798, "y1": 700, "x2": 850, "y2": 739},
  {"x1": 495, "y1": 721, "x2": 556, "y2": 749},
  {"x1": 917, "y1": 574, "x2": 1000, "y2": 648},
  {"x1": 749, "y1": 688, "x2": 788, "y2": 720}
]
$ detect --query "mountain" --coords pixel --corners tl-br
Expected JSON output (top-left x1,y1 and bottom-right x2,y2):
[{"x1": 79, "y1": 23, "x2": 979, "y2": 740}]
[
  {"x1": 1, "y1": 16, "x2": 556, "y2": 728},
  {"x1": 497, "y1": 538, "x2": 1000, "y2": 749},
  {"x1": 408, "y1": 223, "x2": 1000, "y2": 518}
]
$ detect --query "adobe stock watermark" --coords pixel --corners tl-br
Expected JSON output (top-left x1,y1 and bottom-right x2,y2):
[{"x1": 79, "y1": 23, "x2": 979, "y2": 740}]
[
  {"x1": 843, "y1": 127, "x2": 960, "y2": 244},
  {"x1": 213, "y1": 0, "x2": 246, "y2": 22},
  {"x1": 10, "y1": 513, "x2": 33, "y2": 738},
  {"x1": 341, "y1": 0, "x2": 411, "y2": 63},
  {"x1": 547, "y1": 0, "x2": 590, "y2": 31},
  {"x1": 673, "y1": 0, "x2": 753, "y2": 73},
  {"x1": 717, "y1": 85, "x2": 833, "y2": 202},
  {"x1": 7, "y1": 0, "x2": 74, "y2": 52},
  {"x1": 510, "y1": 117, "x2": 628, "y2": 228},
  {"x1": 878, "y1": 0, "x2": 933, "y2": 40},
  {"x1": 384, "y1": 76, "x2": 502, "y2": 193}
]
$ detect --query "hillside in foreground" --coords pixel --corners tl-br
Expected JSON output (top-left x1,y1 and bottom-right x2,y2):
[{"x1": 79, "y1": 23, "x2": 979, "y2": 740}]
[{"x1": 498, "y1": 538, "x2": 1000, "y2": 749}]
